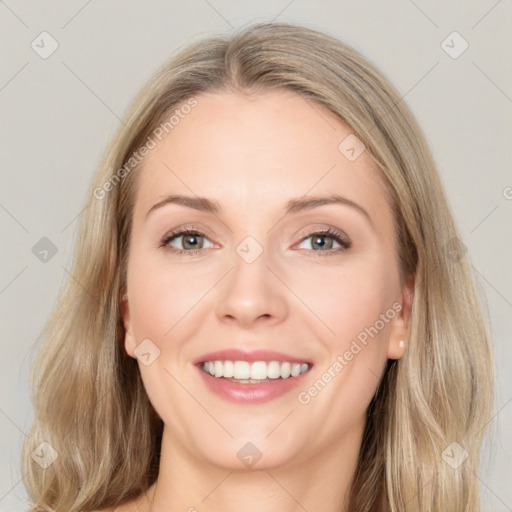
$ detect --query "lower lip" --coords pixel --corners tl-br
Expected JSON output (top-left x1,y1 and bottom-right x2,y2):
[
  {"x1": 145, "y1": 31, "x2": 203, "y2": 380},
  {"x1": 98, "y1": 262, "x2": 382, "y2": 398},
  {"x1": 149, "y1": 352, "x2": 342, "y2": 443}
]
[{"x1": 196, "y1": 365, "x2": 312, "y2": 404}]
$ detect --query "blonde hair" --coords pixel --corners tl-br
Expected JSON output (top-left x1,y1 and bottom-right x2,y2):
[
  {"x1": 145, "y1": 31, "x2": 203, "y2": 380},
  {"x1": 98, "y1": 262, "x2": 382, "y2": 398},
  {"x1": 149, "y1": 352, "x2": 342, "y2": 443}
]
[{"x1": 22, "y1": 22, "x2": 494, "y2": 511}]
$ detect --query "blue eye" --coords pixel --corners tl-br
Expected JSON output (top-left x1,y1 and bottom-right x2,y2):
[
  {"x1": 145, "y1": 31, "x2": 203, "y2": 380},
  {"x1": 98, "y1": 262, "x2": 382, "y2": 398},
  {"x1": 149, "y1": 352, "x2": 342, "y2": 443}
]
[
  {"x1": 160, "y1": 229, "x2": 213, "y2": 255},
  {"x1": 160, "y1": 227, "x2": 351, "y2": 257},
  {"x1": 297, "y1": 228, "x2": 351, "y2": 257}
]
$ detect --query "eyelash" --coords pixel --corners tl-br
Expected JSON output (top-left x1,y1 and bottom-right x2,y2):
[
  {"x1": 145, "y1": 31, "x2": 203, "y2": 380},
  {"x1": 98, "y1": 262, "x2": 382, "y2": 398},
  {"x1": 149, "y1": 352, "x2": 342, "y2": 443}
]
[{"x1": 160, "y1": 227, "x2": 351, "y2": 258}]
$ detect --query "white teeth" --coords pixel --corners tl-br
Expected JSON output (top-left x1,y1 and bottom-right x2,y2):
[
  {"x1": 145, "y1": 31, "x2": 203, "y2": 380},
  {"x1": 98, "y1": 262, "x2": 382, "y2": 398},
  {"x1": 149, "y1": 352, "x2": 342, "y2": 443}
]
[
  {"x1": 223, "y1": 360, "x2": 234, "y2": 378},
  {"x1": 280, "y1": 362, "x2": 291, "y2": 378},
  {"x1": 201, "y1": 360, "x2": 310, "y2": 381},
  {"x1": 291, "y1": 363, "x2": 301, "y2": 377},
  {"x1": 233, "y1": 361, "x2": 250, "y2": 379}
]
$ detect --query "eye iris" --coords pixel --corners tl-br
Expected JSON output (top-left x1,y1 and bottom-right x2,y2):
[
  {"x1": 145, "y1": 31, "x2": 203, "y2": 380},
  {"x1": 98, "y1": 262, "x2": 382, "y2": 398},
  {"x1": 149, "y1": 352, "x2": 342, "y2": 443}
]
[
  {"x1": 312, "y1": 234, "x2": 333, "y2": 250},
  {"x1": 183, "y1": 234, "x2": 202, "y2": 250}
]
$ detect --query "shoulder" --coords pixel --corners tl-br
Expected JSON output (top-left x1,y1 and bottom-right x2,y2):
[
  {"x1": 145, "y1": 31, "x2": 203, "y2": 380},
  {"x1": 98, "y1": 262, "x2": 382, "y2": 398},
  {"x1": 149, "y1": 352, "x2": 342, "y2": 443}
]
[
  {"x1": 91, "y1": 483, "x2": 155, "y2": 512},
  {"x1": 91, "y1": 496, "x2": 150, "y2": 512}
]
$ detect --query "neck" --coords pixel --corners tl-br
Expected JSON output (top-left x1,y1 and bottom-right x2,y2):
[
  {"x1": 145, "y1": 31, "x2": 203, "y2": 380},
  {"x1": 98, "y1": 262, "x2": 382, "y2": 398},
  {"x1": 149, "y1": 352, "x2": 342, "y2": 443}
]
[{"x1": 147, "y1": 422, "x2": 364, "y2": 512}]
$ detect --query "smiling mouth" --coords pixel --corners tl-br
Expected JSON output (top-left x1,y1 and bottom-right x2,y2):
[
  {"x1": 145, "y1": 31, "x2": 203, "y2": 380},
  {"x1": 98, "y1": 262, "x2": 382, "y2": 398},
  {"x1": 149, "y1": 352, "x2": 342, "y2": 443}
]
[{"x1": 201, "y1": 360, "x2": 311, "y2": 383}]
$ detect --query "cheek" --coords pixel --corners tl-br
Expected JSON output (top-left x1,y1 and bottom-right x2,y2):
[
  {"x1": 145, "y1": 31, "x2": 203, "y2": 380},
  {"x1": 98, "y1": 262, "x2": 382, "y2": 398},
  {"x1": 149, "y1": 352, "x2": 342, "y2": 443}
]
[
  {"x1": 126, "y1": 251, "x2": 217, "y2": 354},
  {"x1": 309, "y1": 256, "x2": 396, "y2": 349}
]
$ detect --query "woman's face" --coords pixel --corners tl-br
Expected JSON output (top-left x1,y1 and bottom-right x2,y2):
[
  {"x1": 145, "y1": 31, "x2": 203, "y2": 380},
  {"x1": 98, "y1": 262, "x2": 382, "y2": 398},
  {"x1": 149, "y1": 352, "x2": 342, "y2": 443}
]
[{"x1": 122, "y1": 89, "x2": 413, "y2": 470}]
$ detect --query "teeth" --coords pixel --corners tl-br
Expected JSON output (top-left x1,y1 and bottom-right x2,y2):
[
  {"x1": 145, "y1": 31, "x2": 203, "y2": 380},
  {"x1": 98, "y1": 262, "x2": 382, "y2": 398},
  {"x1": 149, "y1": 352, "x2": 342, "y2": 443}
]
[{"x1": 202, "y1": 360, "x2": 310, "y2": 381}]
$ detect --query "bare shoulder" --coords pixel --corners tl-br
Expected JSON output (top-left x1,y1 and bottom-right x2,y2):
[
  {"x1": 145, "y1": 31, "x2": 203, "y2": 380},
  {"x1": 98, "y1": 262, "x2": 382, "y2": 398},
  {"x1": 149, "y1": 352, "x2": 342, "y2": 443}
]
[
  {"x1": 91, "y1": 492, "x2": 153, "y2": 512},
  {"x1": 91, "y1": 502, "x2": 146, "y2": 512},
  {"x1": 89, "y1": 482, "x2": 156, "y2": 512}
]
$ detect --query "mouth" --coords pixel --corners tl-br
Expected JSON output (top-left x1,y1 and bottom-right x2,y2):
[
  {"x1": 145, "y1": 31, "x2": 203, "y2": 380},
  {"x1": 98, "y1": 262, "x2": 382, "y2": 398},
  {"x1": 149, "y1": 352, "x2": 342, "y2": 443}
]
[
  {"x1": 194, "y1": 349, "x2": 313, "y2": 403},
  {"x1": 200, "y1": 360, "x2": 311, "y2": 383}
]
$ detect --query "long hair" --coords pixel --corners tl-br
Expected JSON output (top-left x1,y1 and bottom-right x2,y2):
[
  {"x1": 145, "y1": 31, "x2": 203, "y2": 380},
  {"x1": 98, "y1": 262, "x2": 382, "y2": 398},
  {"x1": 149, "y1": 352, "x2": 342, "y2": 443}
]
[{"x1": 22, "y1": 22, "x2": 494, "y2": 511}]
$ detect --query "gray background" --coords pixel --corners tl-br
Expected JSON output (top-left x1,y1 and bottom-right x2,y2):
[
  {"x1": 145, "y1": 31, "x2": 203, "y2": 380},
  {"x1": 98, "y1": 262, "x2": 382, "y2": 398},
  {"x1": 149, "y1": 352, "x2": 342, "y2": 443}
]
[{"x1": 1, "y1": 1, "x2": 511, "y2": 510}]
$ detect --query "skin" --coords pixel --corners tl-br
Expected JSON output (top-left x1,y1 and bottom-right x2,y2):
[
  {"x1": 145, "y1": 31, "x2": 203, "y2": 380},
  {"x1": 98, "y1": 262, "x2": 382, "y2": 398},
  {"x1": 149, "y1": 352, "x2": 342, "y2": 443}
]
[{"x1": 116, "y1": 89, "x2": 414, "y2": 512}]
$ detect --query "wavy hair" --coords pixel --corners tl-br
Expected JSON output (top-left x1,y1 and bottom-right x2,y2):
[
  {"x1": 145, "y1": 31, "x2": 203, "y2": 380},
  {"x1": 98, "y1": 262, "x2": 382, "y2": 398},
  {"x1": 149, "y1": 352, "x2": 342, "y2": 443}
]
[{"x1": 22, "y1": 22, "x2": 494, "y2": 511}]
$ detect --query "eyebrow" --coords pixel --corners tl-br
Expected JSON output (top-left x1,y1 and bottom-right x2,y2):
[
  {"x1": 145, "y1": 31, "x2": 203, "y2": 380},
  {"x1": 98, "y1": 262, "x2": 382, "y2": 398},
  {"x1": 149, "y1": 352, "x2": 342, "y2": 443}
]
[{"x1": 145, "y1": 194, "x2": 373, "y2": 227}]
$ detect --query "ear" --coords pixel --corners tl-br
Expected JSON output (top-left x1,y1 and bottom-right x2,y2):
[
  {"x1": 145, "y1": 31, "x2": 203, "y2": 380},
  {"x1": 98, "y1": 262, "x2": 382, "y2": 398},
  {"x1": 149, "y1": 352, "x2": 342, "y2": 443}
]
[
  {"x1": 120, "y1": 291, "x2": 136, "y2": 358},
  {"x1": 387, "y1": 272, "x2": 415, "y2": 360}
]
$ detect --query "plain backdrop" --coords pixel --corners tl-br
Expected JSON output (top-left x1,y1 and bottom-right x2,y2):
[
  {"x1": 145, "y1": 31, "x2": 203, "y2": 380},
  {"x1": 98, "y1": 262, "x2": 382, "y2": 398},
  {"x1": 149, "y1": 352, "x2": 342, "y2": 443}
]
[{"x1": 1, "y1": 1, "x2": 511, "y2": 510}]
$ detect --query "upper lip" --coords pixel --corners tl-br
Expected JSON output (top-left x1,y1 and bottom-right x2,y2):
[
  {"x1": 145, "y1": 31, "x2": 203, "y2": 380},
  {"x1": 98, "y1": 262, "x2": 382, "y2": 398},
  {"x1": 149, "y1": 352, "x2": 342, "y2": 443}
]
[{"x1": 193, "y1": 349, "x2": 313, "y2": 365}]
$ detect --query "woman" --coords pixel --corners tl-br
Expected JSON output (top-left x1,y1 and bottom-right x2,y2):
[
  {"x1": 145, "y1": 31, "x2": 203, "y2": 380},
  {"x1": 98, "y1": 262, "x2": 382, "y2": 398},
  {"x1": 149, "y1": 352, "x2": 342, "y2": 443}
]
[{"x1": 22, "y1": 22, "x2": 494, "y2": 511}]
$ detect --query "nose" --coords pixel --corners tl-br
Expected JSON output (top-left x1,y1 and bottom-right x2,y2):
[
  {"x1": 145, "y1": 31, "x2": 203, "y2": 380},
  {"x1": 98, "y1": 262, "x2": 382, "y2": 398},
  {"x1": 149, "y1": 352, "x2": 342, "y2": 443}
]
[{"x1": 214, "y1": 246, "x2": 288, "y2": 329}]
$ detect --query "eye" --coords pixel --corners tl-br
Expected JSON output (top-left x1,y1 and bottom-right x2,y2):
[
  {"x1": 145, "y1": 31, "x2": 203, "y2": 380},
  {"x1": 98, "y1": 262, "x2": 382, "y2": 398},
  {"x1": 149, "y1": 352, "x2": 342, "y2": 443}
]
[
  {"x1": 160, "y1": 228, "x2": 214, "y2": 255},
  {"x1": 296, "y1": 228, "x2": 351, "y2": 257}
]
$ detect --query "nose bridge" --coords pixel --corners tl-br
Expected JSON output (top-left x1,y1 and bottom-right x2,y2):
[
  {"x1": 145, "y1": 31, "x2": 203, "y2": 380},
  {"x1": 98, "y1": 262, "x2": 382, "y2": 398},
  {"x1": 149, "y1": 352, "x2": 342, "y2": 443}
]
[{"x1": 214, "y1": 235, "x2": 287, "y2": 326}]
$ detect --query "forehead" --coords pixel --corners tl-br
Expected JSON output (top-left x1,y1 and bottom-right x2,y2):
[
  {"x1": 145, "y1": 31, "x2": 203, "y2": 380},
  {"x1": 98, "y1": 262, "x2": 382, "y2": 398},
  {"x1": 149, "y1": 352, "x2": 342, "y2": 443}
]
[{"x1": 132, "y1": 89, "x2": 391, "y2": 229}]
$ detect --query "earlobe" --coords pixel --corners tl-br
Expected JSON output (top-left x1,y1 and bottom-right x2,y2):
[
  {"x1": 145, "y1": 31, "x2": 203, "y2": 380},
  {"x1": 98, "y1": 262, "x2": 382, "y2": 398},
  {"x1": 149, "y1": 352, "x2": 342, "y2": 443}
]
[
  {"x1": 120, "y1": 293, "x2": 136, "y2": 358},
  {"x1": 387, "y1": 273, "x2": 415, "y2": 360}
]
